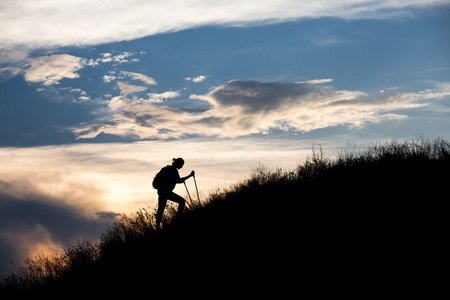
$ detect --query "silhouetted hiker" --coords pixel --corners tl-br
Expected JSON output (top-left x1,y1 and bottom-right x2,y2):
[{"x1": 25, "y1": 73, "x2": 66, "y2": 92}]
[{"x1": 154, "y1": 158, "x2": 195, "y2": 228}]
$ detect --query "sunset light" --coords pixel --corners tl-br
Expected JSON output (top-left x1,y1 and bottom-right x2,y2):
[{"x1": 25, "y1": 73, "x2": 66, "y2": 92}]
[{"x1": 1, "y1": 0, "x2": 449, "y2": 280}]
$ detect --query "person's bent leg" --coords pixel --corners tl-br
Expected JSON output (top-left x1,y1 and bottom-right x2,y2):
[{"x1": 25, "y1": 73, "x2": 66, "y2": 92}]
[{"x1": 167, "y1": 192, "x2": 186, "y2": 215}]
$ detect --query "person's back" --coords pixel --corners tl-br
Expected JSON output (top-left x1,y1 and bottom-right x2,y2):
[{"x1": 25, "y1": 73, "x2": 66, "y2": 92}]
[
  {"x1": 155, "y1": 158, "x2": 194, "y2": 228},
  {"x1": 158, "y1": 165, "x2": 179, "y2": 193}
]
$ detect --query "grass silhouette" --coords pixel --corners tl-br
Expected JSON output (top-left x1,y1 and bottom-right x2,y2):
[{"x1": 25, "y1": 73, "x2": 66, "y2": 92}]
[{"x1": 1, "y1": 138, "x2": 449, "y2": 296}]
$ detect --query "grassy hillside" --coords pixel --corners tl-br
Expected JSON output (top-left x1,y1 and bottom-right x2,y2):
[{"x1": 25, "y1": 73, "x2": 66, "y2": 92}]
[{"x1": 1, "y1": 138, "x2": 449, "y2": 297}]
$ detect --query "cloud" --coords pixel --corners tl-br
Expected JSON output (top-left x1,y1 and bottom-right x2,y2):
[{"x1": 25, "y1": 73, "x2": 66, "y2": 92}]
[
  {"x1": 117, "y1": 81, "x2": 148, "y2": 95},
  {"x1": 24, "y1": 54, "x2": 86, "y2": 85},
  {"x1": 103, "y1": 74, "x2": 116, "y2": 83},
  {"x1": 0, "y1": 66, "x2": 22, "y2": 79},
  {"x1": 185, "y1": 75, "x2": 208, "y2": 83},
  {"x1": 1, "y1": 1, "x2": 448, "y2": 50},
  {"x1": 87, "y1": 52, "x2": 140, "y2": 67},
  {"x1": 68, "y1": 88, "x2": 91, "y2": 102},
  {"x1": 0, "y1": 50, "x2": 29, "y2": 64},
  {"x1": 0, "y1": 145, "x2": 123, "y2": 275},
  {"x1": 304, "y1": 28, "x2": 342, "y2": 46},
  {"x1": 296, "y1": 78, "x2": 334, "y2": 85},
  {"x1": 0, "y1": 50, "x2": 29, "y2": 78},
  {"x1": 148, "y1": 91, "x2": 180, "y2": 103},
  {"x1": 103, "y1": 71, "x2": 156, "y2": 86},
  {"x1": 192, "y1": 80, "x2": 447, "y2": 135},
  {"x1": 120, "y1": 71, "x2": 157, "y2": 85},
  {"x1": 0, "y1": 193, "x2": 117, "y2": 276},
  {"x1": 111, "y1": 52, "x2": 137, "y2": 64},
  {"x1": 0, "y1": 51, "x2": 142, "y2": 84},
  {"x1": 98, "y1": 53, "x2": 113, "y2": 63},
  {"x1": 73, "y1": 79, "x2": 450, "y2": 140}
]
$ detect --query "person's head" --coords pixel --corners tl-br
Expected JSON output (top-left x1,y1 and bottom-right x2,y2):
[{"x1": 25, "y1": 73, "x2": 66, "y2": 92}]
[{"x1": 172, "y1": 157, "x2": 185, "y2": 169}]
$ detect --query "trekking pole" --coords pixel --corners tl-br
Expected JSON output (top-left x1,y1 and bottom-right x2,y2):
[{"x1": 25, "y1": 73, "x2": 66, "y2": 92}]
[
  {"x1": 184, "y1": 181, "x2": 193, "y2": 204},
  {"x1": 193, "y1": 175, "x2": 200, "y2": 202}
]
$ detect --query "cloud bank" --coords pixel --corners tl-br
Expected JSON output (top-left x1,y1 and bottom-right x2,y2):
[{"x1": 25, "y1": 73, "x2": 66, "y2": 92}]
[
  {"x1": 0, "y1": 194, "x2": 116, "y2": 276},
  {"x1": 1, "y1": 0, "x2": 449, "y2": 50},
  {"x1": 74, "y1": 79, "x2": 450, "y2": 140}
]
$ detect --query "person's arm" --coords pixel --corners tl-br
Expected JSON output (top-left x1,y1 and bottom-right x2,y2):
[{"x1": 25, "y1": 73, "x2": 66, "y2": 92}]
[{"x1": 177, "y1": 171, "x2": 195, "y2": 183}]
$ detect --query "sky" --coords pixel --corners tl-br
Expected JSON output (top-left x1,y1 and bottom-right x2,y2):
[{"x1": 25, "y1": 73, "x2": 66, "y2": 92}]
[{"x1": 1, "y1": 0, "x2": 450, "y2": 275}]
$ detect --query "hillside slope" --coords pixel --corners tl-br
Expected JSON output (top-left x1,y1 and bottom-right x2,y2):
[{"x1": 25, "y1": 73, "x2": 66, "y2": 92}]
[{"x1": 1, "y1": 139, "x2": 449, "y2": 297}]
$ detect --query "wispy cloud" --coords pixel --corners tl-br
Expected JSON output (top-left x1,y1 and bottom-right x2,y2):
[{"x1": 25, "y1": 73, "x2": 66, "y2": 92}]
[
  {"x1": 117, "y1": 82, "x2": 148, "y2": 95},
  {"x1": 87, "y1": 52, "x2": 140, "y2": 66},
  {"x1": 103, "y1": 70, "x2": 156, "y2": 86},
  {"x1": 73, "y1": 79, "x2": 450, "y2": 140},
  {"x1": 24, "y1": 54, "x2": 86, "y2": 85},
  {"x1": 296, "y1": 78, "x2": 334, "y2": 84},
  {"x1": 121, "y1": 71, "x2": 157, "y2": 85},
  {"x1": 1, "y1": 51, "x2": 143, "y2": 85},
  {"x1": 1, "y1": 1, "x2": 448, "y2": 51},
  {"x1": 304, "y1": 28, "x2": 342, "y2": 46}
]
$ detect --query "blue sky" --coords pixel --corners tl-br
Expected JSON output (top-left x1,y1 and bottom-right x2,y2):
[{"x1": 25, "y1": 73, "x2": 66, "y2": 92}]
[
  {"x1": 1, "y1": 8, "x2": 450, "y2": 146},
  {"x1": 0, "y1": 0, "x2": 450, "y2": 274}
]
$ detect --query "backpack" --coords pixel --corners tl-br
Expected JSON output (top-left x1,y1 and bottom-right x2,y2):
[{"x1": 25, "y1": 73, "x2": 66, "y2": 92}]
[{"x1": 152, "y1": 166, "x2": 167, "y2": 189}]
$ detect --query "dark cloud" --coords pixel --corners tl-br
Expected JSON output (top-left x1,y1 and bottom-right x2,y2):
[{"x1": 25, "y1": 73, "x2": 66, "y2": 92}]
[
  {"x1": 74, "y1": 79, "x2": 450, "y2": 140},
  {"x1": 177, "y1": 107, "x2": 210, "y2": 113},
  {"x1": 178, "y1": 107, "x2": 211, "y2": 114},
  {"x1": 120, "y1": 110, "x2": 168, "y2": 127},
  {"x1": 193, "y1": 116, "x2": 232, "y2": 128},
  {"x1": 0, "y1": 193, "x2": 117, "y2": 276},
  {"x1": 209, "y1": 80, "x2": 313, "y2": 113},
  {"x1": 96, "y1": 211, "x2": 121, "y2": 219}
]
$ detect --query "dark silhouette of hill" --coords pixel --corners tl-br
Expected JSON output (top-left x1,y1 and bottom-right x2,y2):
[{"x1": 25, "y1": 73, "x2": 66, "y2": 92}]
[{"x1": 1, "y1": 138, "x2": 448, "y2": 297}]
